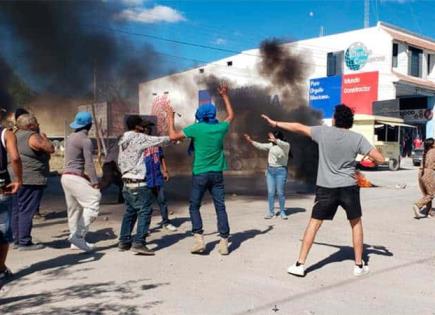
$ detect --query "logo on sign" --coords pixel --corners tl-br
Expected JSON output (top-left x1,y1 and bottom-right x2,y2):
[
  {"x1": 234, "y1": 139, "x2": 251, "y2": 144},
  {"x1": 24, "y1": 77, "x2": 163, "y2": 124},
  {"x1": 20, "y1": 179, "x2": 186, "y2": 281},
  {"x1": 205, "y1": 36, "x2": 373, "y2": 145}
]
[{"x1": 345, "y1": 42, "x2": 369, "y2": 71}]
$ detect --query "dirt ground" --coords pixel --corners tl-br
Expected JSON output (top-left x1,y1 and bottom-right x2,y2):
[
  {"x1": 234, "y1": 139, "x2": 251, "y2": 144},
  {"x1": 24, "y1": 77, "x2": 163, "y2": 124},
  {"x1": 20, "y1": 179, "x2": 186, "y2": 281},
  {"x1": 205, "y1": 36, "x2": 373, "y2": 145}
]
[{"x1": 0, "y1": 158, "x2": 434, "y2": 315}]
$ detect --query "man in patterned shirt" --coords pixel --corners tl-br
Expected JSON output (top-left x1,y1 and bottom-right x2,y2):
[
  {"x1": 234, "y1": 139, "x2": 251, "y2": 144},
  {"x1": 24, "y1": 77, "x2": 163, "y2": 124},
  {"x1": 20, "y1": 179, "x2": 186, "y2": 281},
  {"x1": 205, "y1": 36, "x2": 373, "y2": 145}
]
[{"x1": 117, "y1": 115, "x2": 171, "y2": 255}]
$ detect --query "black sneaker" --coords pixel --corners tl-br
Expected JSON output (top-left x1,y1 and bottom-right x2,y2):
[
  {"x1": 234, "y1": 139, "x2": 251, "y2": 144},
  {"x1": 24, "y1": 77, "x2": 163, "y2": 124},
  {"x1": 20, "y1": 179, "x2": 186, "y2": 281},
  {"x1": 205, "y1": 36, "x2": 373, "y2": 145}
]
[
  {"x1": 18, "y1": 243, "x2": 45, "y2": 251},
  {"x1": 131, "y1": 244, "x2": 155, "y2": 255},
  {"x1": 118, "y1": 242, "x2": 132, "y2": 251}
]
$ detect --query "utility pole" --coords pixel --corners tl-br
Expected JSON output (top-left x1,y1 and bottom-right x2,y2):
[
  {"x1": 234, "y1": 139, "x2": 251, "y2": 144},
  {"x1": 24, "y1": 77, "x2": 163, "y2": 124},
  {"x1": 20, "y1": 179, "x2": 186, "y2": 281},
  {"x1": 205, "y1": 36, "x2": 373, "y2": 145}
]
[
  {"x1": 364, "y1": 0, "x2": 370, "y2": 28},
  {"x1": 319, "y1": 26, "x2": 325, "y2": 37},
  {"x1": 91, "y1": 63, "x2": 103, "y2": 169}
]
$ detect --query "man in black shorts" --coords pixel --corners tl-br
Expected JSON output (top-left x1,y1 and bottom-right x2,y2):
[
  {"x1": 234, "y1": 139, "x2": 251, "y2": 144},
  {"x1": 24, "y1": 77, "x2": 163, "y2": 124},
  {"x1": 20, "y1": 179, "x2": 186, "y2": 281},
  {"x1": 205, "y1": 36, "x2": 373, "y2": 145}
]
[{"x1": 262, "y1": 104, "x2": 385, "y2": 277}]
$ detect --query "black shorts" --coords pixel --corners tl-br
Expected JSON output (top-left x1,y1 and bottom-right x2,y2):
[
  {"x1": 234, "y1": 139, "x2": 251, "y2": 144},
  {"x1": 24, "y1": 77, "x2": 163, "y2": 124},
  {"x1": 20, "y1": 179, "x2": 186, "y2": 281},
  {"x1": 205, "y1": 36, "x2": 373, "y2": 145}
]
[{"x1": 311, "y1": 185, "x2": 362, "y2": 221}]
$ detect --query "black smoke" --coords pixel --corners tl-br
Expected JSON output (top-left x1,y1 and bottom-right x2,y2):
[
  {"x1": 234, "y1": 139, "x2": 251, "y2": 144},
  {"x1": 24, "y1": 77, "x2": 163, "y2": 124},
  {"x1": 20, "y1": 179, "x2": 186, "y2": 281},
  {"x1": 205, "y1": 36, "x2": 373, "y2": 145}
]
[
  {"x1": 199, "y1": 39, "x2": 322, "y2": 183},
  {"x1": 0, "y1": 57, "x2": 13, "y2": 109},
  {"x1": 0, "y1": 1, "x2": 161, "y2": 106}
]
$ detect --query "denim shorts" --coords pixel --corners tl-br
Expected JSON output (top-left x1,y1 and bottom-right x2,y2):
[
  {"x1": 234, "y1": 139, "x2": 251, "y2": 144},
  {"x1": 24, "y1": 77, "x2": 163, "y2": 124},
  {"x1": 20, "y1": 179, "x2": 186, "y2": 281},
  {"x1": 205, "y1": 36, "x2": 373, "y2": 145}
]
[
  {"x1": 0, "y1": 195, "x2": 12, "y2": 244},
  {"x1": 311, "y1": 185, "x2": 362, "y2": 221}
]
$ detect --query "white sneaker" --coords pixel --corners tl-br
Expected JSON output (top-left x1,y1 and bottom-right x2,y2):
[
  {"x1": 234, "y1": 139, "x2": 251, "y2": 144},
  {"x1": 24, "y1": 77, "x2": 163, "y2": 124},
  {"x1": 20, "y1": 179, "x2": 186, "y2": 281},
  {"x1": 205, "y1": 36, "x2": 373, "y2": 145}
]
[
  {"x1": 163, "y1": 224, "x2": 178, "y2": 232},
  {"x1": 353, "y1": 261, "x2": 370, "y2": 276},
  {"x1": 69, "y1": 235, "x2": 94, "y2": 252},
  {"x1": 413, "y1": 205, "x2": 423, "y2": 219},
  {"x1": 287, "y1": 263, "x2": 305, "y2": 277},
  {"x1": 70, "y1": 242, "x2": 96, "y2": 251}
]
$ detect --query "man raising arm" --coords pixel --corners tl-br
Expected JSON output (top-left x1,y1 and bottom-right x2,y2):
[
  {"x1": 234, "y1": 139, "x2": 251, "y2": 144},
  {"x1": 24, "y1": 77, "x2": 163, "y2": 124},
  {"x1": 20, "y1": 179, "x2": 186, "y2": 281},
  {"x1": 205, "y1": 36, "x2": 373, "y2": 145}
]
[
  {"x1": 166, "y1": 83, "x2": 235, "y2": 255},
  {"x1": 262, "y1": 105, "x2": 384, "y2": 277}
]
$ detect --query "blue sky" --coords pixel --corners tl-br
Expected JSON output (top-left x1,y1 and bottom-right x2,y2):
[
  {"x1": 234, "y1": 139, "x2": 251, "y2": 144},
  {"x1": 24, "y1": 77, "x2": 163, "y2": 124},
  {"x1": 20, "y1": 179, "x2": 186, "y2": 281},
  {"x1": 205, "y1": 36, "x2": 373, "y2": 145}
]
[{"x1": 113, "y1": 0, "x2": 435, "y2": 74}]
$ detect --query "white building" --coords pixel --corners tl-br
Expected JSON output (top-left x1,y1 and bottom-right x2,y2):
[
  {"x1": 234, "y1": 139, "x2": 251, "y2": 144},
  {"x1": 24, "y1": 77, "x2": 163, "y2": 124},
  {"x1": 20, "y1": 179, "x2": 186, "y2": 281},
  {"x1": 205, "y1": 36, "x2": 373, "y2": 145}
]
[{"x1": 139, "y1": 22, "x2": 435, "y2": 138}]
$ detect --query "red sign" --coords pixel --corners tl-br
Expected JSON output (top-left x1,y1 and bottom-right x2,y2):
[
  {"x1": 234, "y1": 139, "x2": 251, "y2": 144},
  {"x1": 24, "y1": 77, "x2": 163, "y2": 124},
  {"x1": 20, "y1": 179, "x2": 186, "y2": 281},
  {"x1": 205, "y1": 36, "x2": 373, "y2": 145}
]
[{"x1": 341, "y1": 71, "x2": 378, "y2": 115}]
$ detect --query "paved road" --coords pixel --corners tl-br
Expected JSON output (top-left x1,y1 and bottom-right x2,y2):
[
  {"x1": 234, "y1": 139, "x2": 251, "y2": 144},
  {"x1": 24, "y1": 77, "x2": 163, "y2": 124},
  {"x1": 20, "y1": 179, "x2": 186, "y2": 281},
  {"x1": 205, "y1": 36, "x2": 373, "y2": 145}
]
[{"x1": 1, "y1": 158, "x2": 434, "y2": 315}]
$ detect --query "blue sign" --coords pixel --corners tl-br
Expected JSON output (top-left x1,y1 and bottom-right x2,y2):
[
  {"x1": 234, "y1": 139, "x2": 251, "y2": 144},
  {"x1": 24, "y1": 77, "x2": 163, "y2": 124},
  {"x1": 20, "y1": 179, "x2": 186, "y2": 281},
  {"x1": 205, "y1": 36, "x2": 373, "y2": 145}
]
[
  {"x1": 309, "y1": 76, "x2": 342, "y2": 118},
  {"x1": 345, "y1": 42, "x2": 369, "y2": 71},
  {"x1": 198, "y1": 90, "x2": 211, "y2": 106}
]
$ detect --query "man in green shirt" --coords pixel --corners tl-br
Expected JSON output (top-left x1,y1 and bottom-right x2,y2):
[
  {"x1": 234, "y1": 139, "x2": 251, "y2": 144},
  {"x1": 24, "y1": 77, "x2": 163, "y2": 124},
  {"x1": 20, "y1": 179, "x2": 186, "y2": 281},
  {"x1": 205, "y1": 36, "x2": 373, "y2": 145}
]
[{"x1": 167, "y1": 84, "x2": 234, "y2": 255}]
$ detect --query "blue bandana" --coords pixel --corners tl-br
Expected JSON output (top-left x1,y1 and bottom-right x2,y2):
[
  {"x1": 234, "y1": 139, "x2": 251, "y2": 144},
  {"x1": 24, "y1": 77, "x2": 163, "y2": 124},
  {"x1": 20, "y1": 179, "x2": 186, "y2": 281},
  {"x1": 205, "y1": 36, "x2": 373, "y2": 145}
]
[{"x1": 195, "y1": 103, "x2": 218, "y2": 123}]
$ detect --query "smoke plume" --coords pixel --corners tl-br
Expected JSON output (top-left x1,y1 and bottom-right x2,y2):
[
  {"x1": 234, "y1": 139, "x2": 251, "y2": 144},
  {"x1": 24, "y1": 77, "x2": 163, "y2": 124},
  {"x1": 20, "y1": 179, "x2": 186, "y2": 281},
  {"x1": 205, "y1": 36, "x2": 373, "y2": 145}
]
[
  {"x1": 0, "y1": 1, "x2": 161, "y2": 106},
  {"x1": 0, "y1": 57, "x2": 13, "y2": 110}
]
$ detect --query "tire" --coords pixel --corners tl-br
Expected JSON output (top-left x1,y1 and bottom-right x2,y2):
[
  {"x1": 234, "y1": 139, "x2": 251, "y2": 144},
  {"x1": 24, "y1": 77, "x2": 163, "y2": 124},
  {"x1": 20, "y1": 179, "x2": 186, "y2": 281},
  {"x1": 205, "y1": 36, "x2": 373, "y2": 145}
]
[{"x1": 388, "y1": 158, "x2": 400, "y2": 171}]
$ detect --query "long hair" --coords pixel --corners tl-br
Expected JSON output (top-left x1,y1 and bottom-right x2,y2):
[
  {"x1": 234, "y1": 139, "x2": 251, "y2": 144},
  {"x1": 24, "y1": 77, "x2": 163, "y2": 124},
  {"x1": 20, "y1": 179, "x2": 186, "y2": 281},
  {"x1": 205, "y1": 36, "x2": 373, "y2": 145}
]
[
  {"x1": 272, "y1": 130, "x2": 293, "y2": 159},
  {"x1": 421, "y1": 138, "x2": 434, "y2": 176}
]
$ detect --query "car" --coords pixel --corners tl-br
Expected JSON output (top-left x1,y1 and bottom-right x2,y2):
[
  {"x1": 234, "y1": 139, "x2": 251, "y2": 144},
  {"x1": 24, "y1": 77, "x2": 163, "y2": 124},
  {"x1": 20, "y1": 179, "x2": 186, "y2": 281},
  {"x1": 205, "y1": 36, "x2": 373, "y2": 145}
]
[{"x1": 411, "y1": 148, "x2": 424, "y2": 166}]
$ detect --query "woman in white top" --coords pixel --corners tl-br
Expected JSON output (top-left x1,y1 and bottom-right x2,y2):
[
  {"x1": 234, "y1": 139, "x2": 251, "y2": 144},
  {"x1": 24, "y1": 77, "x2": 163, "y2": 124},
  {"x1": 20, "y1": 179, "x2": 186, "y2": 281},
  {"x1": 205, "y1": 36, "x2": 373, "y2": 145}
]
[{"x1": 244, "y1": 131, "x2": 290, "y2": 219}]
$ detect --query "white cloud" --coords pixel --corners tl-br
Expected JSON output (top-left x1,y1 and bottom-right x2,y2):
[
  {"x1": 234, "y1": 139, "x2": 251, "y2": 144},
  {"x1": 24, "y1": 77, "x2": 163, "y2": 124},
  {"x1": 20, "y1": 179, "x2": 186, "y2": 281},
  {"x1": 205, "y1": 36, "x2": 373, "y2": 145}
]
[
  {"x1": 120, "y1": 0, "x2": 147, "y2": 6},
  {"x1": 213, "y1": 38, "x2": 227, "y2": 46},
  {"x1": 115, "y1": 5, "x2": 186, "y2": 24}
]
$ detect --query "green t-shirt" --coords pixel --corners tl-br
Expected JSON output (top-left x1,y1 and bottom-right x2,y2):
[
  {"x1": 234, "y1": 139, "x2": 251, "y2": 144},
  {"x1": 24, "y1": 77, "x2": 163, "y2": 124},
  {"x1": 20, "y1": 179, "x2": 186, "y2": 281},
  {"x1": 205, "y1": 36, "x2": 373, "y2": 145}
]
[{"x1": 183, "y1": 121, "x2": 230, "y2": 175}]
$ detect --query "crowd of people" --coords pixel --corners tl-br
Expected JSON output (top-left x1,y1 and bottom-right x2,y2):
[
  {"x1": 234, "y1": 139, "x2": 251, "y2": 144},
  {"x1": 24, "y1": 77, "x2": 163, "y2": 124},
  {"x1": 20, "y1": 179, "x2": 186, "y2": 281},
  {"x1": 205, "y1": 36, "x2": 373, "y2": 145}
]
[{"x1": 0, "y1": 83, "x2": 434, "y2": 286}]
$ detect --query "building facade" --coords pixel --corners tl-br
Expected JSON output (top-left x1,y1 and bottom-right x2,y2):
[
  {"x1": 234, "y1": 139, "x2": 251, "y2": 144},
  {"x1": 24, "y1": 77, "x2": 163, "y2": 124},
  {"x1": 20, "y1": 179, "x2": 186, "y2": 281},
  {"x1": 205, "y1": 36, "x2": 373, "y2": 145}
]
[{"x1": 139, "y1": 22, "x2": 435, "y2": 139}]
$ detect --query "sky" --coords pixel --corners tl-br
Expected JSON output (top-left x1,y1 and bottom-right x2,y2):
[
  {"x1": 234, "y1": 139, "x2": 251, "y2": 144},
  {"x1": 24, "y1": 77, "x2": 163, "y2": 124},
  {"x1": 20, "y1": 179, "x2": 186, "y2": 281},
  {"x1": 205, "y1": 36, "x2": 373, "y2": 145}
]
[
  {"x1": 1, "y1": 0, "x2": 434, "y2": 94},
  {"x1": 114, "y1": 0, "x2": 435, "y2": 74}
]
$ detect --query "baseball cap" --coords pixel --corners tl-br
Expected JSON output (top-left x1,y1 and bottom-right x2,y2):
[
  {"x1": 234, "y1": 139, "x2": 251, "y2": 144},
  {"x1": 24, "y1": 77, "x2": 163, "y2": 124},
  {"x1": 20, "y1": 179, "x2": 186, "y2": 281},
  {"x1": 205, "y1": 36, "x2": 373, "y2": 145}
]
[{"x1": 70, "y1": 112, "x2": 93, "y2": 129}]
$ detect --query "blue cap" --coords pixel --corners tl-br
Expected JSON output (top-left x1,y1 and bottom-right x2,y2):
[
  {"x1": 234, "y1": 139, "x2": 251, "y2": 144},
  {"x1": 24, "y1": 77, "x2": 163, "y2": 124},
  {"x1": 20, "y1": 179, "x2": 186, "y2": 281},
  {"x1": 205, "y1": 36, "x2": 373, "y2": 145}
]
[{"x1": 70, "y1": 112, "x2": 93, "y2": 129}]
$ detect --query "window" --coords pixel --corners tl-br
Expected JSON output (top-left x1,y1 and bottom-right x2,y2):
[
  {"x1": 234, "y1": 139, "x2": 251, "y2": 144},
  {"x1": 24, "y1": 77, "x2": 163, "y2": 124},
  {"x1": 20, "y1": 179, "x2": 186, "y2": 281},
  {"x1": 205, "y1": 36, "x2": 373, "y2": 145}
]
[
  {"x1": 227, "y1": 61, "x2": 233, "y2": 67},
  {"x1": 408, "y1": 46, "x2": 423, "y2": 77},
  {"x1": 428, "y1": 54, "x2": 432, "y2": 76},
  {"x1": 392, "y1": 43, "x2": 398, "y2": 68},
  {"x1": 199, "y1": 68, "x2": 204, "y2": 74},
  {"x1": 375, "y1": 124, "x2": 399, "y2": 142},
  {"x1": 327, "y1": 51, "x2": 343, "y2": 76}
]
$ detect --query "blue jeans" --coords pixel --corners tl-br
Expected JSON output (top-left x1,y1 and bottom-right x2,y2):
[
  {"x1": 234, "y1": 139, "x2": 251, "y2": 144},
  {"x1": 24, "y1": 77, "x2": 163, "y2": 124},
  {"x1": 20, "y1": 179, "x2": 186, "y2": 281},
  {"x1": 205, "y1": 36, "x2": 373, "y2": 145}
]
[
  {"x1": 119, "y1": 185, "x2": 154, "y2": 246},
  {"x1": 189, "y1": 172, "x2": 230, "y2": 238},
  {"x1": 12, "y1": 185, "x2": 45, "y2": 245},
  {"x1": 152, "y1": 186, "x2": 170, "y2": 225},
  {"x1": 0, "y1": 195, "x2": 12, "y2": 244},
  {"x1": 266, "y1": 166, "x2": 288, "y2": 216}
]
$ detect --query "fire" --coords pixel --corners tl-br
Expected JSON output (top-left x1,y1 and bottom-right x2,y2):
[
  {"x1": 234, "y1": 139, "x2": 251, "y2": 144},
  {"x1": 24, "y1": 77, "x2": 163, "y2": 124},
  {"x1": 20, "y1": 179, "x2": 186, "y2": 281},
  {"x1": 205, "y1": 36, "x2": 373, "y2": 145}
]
[{"x1": 355, "y1": 171, "x2": 374, "y2": 188}]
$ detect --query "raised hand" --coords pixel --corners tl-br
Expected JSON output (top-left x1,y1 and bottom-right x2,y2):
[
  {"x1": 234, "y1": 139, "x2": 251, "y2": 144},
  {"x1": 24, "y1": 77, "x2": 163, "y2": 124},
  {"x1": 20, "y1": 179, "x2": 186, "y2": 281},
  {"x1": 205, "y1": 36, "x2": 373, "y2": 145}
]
[
  {"x1": 243, "y1": 134, "x2": 252, "y2": 143},
  {"x1": 261, "y1": 114, "x2": 276, "y2": 127},
  {"x1": 217, "y1": 82, "x2": 229, "y2": 97}
]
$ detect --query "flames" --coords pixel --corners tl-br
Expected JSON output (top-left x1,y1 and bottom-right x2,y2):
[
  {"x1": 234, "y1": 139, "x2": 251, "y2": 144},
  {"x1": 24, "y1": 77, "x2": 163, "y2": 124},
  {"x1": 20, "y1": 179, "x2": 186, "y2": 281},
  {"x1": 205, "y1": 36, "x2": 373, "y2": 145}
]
[{"x1": 355, "y1": 171, "x2": 374, "y2": 188}]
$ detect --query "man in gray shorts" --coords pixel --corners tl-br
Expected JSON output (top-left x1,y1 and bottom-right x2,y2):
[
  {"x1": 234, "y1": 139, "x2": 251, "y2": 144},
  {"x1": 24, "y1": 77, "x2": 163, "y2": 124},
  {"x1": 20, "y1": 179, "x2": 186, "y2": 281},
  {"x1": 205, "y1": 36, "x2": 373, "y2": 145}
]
[{"x1": 262, "y1": 104, "x2": 385, "y2": 277}]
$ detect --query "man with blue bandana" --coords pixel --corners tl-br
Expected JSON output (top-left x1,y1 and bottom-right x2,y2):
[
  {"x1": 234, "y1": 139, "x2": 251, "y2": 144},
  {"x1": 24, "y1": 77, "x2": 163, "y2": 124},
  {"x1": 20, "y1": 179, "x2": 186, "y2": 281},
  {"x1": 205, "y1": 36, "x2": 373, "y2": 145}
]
[{"x1": 167, "y1": 83, "x2": 234, "y2": 255}]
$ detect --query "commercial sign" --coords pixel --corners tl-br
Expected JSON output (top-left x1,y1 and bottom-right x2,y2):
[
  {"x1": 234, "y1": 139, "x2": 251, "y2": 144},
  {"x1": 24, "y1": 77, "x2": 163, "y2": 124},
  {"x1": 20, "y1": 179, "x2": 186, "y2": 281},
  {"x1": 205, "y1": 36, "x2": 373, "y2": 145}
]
[
  {"x1": 345, "y1": 42, "x2": 386, "y2": 71},
  {"x1": 345, "y1": 42, "x2": 369, "y2": 71},
  {"x1": 309, "y1": 71, "x2": 379, "y2": 118},
  {"x1": 309, "y1": 76, "x2": 342, "y2": 118},
  {"x1": 341, "y1": 71, "x2": 379, "y2": 115},
  {"x1": 400, "y1": 109, "x2": 433, "y2": 123}
]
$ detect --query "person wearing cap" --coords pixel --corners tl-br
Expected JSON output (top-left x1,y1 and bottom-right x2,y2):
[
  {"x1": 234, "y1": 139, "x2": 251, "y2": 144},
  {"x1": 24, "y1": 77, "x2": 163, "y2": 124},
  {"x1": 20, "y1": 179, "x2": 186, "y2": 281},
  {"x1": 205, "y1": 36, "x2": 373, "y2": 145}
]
[
  {"x1": 142, "y1": 121, "x2": 177, "y2": 232},
  {"x1": 10, "y1": 113, "x2": 54, "y2": 250},
  {"x1": 166, "y1": 83, "x2": 234, "y2": 256},
  {"x1": 61, "y1": 112, "x2": 101, "y2": 252},
  {"x1": 117, "y1": 115, "x2": 171, "y2": 255}
]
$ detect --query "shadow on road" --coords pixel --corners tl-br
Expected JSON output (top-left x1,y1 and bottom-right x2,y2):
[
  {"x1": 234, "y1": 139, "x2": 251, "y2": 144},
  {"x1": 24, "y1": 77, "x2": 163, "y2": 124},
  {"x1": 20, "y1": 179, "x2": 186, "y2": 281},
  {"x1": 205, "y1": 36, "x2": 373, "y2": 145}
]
[
  {"x1": 0, "y1": 278, "x2": 166, "y2": 314},
  {"x1": 305, "y1": 241, "x2": 394, "y2": 274},
  {"x1": 43, "y1": 228, "x2": 118, "y2": 249},
  {"x1": 199, "y1": 225, "x2": 274, "y2": 254},
  {"x1": 283, "y1": 207, "x2": 306, "y2": 216}
]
